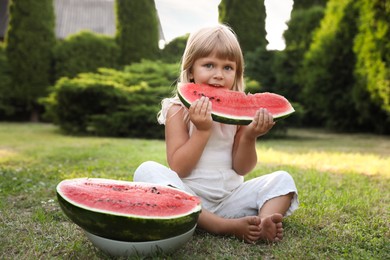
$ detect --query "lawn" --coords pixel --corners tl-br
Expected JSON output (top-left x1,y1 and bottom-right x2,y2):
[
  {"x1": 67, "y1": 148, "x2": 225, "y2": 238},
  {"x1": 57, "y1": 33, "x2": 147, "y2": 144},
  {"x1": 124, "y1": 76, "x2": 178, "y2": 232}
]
[{"x1": 0, "y1": 123, "x2": 389, "y2": 259}]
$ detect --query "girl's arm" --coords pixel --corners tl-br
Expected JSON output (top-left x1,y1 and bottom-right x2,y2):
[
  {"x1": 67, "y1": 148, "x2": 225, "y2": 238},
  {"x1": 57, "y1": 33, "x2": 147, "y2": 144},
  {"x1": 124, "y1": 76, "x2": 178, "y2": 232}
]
[
  {"x1": 232, "y1": 108, "x2": 275, "y2": 175},
  {"x1": 165, "y1": 97, "x2": 213, "y2": 178}
]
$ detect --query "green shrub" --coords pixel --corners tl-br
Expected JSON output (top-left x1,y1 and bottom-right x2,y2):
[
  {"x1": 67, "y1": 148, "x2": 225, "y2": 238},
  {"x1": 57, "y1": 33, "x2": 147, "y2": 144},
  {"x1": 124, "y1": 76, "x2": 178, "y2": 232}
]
[
  {"x1": 0, "y1": 43, "x2": 13, "y2": 118},
  {"x1": 244, "y1": 78, "x2": 261, "y2": 94},
  {"x1": 53, "y1": 31, "x2": 120, "y2": 80},
  {"x1": 42, "y1": 60, "x2": 179, "y2": 138},
  {"x1": 123, "y1": 59, "x2": 180, "y2": 87},
  {"x1": 245, "y1": 48, "x2": 276, "y2": 92},
  {"x1": 160, "y1": 34, "x2": 189, "y2": 63}
]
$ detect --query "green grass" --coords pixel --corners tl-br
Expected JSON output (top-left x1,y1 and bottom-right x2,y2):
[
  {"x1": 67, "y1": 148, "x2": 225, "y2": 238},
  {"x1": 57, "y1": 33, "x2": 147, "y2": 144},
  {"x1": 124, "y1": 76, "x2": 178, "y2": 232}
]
[{"x1": 0, "y1": 123, "x2": 389, "y2": 259}]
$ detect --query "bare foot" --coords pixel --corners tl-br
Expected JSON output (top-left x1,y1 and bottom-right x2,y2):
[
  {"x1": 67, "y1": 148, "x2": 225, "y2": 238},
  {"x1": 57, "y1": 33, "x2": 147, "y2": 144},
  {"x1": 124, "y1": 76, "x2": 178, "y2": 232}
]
[
  {"x1": 230, "y1": 216, "x2": 262, "y2": 243},
  {"x1": 259, "y1": 213, "x2": 284, "y2": 242}
]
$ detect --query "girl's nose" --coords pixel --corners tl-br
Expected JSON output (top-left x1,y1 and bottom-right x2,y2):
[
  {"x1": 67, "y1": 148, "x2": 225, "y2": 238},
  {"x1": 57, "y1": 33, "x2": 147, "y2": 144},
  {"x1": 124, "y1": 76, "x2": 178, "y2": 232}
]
[{"x1": 214, "y1": 69, "x2": 224, "y2": 79}]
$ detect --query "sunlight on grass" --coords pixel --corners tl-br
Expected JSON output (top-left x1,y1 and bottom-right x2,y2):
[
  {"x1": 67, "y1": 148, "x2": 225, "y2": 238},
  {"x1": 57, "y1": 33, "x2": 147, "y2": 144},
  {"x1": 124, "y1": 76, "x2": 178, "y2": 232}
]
[
  {"x1": 0, "y1": 148, "x2": 18, "y2": 163},
  {"x1": 257, "y1": 148, "x2": 390, "y2": 177}
]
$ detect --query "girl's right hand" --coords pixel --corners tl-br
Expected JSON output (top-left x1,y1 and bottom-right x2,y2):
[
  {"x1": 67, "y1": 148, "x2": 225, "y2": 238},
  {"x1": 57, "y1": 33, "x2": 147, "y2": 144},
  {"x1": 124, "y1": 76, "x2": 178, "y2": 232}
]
[{"x1": 189, "y1": 96, "x2": 213, "y2": 131}]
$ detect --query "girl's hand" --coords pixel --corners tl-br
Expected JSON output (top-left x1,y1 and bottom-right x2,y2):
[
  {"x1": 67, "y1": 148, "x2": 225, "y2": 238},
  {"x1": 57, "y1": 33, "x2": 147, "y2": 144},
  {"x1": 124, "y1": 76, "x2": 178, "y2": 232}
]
[
  {"x1": 244, "y1": 108, "x2": 275, "y2": 139},
  {"x1": 189, "y1": 96, "x2": 213, "y2": 131}
]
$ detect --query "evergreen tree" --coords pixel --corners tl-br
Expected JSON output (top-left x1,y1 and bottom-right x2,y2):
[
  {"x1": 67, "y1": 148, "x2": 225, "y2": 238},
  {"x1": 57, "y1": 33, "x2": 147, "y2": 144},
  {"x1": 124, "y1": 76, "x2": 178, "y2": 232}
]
[
  {"x1": 0, "y1": 43, "x2": 12, "y2": 118},
  {"x1": 299, "y1": 0, "x2": 360, "y2": 130},
  {"x1": 273, "y1": 5, "x2": 325, "y2": 101},
  {"x1": 292, "y1": 0, "x2": 328, "y2": 9},
  {"x1": 5, "y1": 0, "x2": 55, "y2": 121},
  {"x1": 218, "y1": 0, "x2": 267, "y2": 53},
  {"x1": 115, "y1": 0, "x2": 159, "y2": 65},
  {"x1": 353, "y1": 0, "x2": 390, "y2": 133}
]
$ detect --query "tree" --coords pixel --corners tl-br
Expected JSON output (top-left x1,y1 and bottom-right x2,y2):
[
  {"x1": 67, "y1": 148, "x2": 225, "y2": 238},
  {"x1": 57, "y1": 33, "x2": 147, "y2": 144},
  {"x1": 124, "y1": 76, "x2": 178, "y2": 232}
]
[
  {"x1": 298, "y1": 0, "x2": 360, "y2": 130},
  {"x1": 218, "y1": 0, "x2": 267, "y2": 53},
  {"x1": 353, "y1": 0, "x2": 390, "y2": 133},
  {"x1": 0, "y1": 43, "x2": 12, "y2": 118},
  {"x1": 292, "y1": 0, "x2": 328, "y2": 9},
  {"x1": 297, "y1": 0, "x2": 389, "y2": 133},
  {"x1": 115, "y1": 0, "x2": 159, "y2": 65},
  {"x1": 5, "y1": 0, "x2": 56, "y2": 121},
  {"x1": 53, "y1": 31, "x2": 120, "y2": 80},
  {"x1": 273, "y1": 5, "x2": 326, "y2": 102}
]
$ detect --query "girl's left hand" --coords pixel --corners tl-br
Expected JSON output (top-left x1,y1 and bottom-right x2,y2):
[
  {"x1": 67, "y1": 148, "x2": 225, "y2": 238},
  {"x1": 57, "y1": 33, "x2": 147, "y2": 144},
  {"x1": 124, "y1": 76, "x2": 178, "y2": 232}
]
[{"x1": 244, "y1": 108, "x2": 275, "y2": 139}]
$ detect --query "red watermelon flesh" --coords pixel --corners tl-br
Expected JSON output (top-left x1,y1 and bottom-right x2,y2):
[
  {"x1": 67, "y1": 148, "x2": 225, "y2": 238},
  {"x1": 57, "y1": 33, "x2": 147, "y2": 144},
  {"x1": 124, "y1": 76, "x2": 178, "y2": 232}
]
[
  {"x1": 58, "y1": 178, "x2": 200, "y2": 217},
  {"x1": 56, "y1": 178, "x2": 202, "y2": 241},
  {"x1": 178, "y1": 83, "x2": 295, "y2": 125}
]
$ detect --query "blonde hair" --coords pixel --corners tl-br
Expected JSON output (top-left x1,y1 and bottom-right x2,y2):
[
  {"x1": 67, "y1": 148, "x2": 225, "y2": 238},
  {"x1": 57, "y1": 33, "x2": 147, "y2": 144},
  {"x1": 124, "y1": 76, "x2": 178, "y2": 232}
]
[{"x1": 179, "y1": 24, "x2": 245, "y2": 92}]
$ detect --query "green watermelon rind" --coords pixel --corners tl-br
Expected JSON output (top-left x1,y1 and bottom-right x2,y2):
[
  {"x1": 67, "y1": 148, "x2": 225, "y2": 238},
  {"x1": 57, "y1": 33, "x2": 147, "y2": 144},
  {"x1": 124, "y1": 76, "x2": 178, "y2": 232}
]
[
  {"x1": 56, "y1": 180, "x2": 201, "y2": 242},
  {"x1": 177, "y1": 85, "x2": 295, "y2": 125}
]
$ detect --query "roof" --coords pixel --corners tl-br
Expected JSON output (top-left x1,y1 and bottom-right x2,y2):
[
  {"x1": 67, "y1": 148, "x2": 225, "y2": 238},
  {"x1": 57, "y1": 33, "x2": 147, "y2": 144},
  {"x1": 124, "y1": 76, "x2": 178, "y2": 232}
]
[
  {"x1": 0, "y1": 0, "x2": 165, "y2": 41},
  {"x1": 55, "y1": 0, "x2": 116, "y2": 39}
]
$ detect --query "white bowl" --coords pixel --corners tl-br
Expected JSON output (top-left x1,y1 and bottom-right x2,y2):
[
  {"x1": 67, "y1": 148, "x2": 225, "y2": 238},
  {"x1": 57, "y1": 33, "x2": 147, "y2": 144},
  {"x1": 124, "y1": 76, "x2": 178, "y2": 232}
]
[{"x1": 85, "y1": 225, "x2": 196, "y2": 257}]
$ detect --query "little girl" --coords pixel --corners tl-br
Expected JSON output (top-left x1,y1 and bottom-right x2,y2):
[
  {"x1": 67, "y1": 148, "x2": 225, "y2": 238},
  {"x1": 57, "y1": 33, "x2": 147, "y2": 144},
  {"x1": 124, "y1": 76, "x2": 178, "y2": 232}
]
[{"x1": 134, "y1": 24, "x2": 298, "y2": 243}]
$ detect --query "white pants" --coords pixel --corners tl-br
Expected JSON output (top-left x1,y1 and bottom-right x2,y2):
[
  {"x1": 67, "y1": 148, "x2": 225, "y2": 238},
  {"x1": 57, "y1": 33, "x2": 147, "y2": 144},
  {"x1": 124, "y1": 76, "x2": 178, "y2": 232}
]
[{"x1": 134, "y1": 161, "x2": 299, "y2": 218}]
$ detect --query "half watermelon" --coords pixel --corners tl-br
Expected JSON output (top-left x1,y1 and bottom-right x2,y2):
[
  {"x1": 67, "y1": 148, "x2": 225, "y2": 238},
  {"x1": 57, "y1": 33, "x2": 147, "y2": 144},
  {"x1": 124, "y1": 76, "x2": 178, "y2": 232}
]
[
  {"x1": 56, "y1": 178, "x2": 201, "y2": 242},
  {"x1": 178, "y1": 83, "x2": 295, "y2": 125}
]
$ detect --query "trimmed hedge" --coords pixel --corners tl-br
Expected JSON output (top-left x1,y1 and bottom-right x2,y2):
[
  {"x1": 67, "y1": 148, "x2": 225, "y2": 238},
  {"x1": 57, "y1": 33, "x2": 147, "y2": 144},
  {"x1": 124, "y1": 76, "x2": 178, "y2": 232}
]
[
  {"x1": 54, "y1": 31, "x2": 120, "y2": 80},
  {"x1": 0, "y1": 43, "x2": 12, "y2": 118},
  {"x1": 5, "y1": 0, "x2": 56, "y2": 121},
  {"x1": 115, "y1": 0, "x2": 159, "y2": 64},
  {"x1": 42, "y1": 60, "x2": 179, "y2": 138}
]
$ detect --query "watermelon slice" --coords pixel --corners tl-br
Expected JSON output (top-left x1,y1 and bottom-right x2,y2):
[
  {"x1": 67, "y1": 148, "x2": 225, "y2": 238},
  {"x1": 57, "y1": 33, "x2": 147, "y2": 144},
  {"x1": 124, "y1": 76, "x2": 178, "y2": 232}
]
[
  {"x1": 178, "y1": 83, "x2": 295, "y2": 125},
  {"x1": 56, "y1": 178, "x2": 201, "y2": 242}
]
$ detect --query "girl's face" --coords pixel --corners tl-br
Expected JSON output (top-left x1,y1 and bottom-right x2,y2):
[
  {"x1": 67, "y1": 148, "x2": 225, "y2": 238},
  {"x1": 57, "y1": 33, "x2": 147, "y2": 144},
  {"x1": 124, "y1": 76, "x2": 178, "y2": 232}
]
[{"x1": 189, "y1": 53, "x2": 237, "y2": 90}]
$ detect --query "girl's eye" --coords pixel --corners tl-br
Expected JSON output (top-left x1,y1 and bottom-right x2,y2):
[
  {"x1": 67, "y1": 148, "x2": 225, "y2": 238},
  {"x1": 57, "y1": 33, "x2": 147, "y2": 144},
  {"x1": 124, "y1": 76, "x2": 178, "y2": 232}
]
[
  {"x1": 204, "y1": 63, "x2": 213, "y2": 69},
  {"x1": 224, "y1": 66, "x2": 233, "y2": 71}
]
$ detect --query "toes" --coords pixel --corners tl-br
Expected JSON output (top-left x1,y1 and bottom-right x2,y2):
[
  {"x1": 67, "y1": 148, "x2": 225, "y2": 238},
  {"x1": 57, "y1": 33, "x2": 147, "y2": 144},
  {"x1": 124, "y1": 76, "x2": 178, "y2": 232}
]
[
  {"x1": 271, "y1": 213, "x2": 283, "y2": 223},
  {"x1": 249, "y1": 216, "x2": 261, "y2": 226},
  {"x1": 258, "y1": 214, "x2": 285, "y2": 243},
  {"x1": 247, "y1": 234, "x2": 259, "y2": 243}
]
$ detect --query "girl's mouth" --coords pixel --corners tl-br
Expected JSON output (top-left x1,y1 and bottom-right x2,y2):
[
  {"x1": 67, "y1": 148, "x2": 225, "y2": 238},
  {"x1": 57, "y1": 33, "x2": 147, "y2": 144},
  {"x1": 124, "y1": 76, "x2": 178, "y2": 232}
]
[{"x1": 208, "y1": 84, "x2": 224, "y2": 88}]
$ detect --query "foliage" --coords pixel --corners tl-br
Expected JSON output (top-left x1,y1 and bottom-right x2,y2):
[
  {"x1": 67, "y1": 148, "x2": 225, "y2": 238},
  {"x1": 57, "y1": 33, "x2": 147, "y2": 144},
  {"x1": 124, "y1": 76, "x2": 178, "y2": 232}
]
[
  {"x1": 276, "y1": 6, "x2": 325, "y2": 102},
  {"x1": 0, "y1": 124, "x2": 389, "y2": 259},
  {"x1": 53, "y1": 31, "x2": 120, "y2": 80},
  {"x1": 160, "y1": 34, "x2": 189, "y2": 63},
  {"x1": 0, "y1": 43, "x2": 12, "y2": 118},
  {"x1": 284, "y1": 6, "x2": 325, "y2": 51},
  {"x1": 115, "y1": 0, "x2": 159, "y2": 65},
  {"x1": 353, "y1": 0, "x2": 390, "y2": 133},
  {"x1": 4, "y1": 0, "x2": 56, "y2": 121},
  {"x1": 298, "y1": 0, "x2": 361, "y2": 130},
  {"x1": 296, "y1": 0, "x2": 390, "y2": 134},
  {"x1": 42, "y1": 60, "x2": 179, "y2": 138},
  {"x1": 292, "y1": 0, "x2": 328, "y2": 9},
  {"x1": 218, "y1": 0, "x2": 267, "y2": 53},
  {"x1": 245, "y1": 47, "x2": 276, "y2": 92},
  {"x1": 244, "y1": 4, "x2": 325, "y2": 103}
]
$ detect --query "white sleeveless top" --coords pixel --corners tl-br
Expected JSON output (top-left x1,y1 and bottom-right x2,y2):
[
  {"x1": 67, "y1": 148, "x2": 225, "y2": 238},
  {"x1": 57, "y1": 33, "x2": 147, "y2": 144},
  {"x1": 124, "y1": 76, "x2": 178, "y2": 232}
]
[{"x1": 158, "y1": 96, "x2": 244, "y2": 208}]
